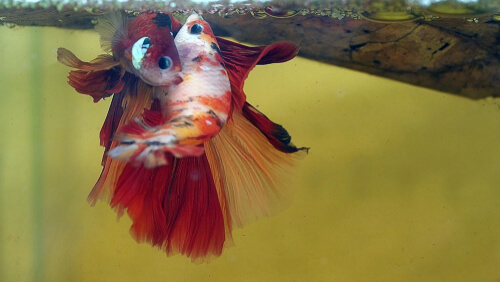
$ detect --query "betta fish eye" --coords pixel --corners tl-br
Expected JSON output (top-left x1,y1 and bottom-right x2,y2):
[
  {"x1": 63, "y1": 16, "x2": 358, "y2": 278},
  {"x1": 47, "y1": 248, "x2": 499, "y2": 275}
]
[
  {"x1": 142, "y1": 37, "x2": 151, "y2": 50},
  {"x1": 190, "y1": 24, "x2": 203, "y2": 35},
  {"x1": 158, "y1": 56, "x2": 172, "y2": 70},
  {"x1": 131, "y1": 37, "x2": 151, "y2": 69}
]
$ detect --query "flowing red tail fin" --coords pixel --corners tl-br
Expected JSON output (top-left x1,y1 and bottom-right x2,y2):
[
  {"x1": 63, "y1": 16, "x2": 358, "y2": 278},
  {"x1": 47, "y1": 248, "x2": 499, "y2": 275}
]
[
  {"x1": 93, "y1": 97, "x2": 226, "y2": 261},
  {"x1": 110, "y1": 151, "x2": 226, "y2": 262}
]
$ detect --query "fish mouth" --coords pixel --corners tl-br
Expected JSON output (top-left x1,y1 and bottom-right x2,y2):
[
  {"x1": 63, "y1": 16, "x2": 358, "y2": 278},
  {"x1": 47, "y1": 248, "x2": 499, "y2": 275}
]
[{"x1": 172, "y1": 75, "x2": 183, "y2": 85}]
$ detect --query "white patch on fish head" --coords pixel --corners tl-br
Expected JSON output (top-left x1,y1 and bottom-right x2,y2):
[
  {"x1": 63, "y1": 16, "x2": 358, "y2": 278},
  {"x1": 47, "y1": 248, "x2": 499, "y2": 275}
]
[
  {"x1": 131, "y1": 36, "x2": 150, "y2": 70},
  {"x1": 175, "y1": 17, "x2": 201, "y2": 47},
  {"x1": 174, "y1": 13, "x2": 214, "y2": 64}
]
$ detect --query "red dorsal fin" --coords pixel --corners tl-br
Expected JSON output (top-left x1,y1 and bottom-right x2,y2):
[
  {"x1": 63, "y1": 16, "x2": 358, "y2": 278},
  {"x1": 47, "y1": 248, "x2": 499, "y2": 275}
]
[
  {"x1": 216, "y1": 38, "x2": 299, "y2": 110},
  {"x1": 242, "y1": 102, "x2": 308, "y2": 153}
]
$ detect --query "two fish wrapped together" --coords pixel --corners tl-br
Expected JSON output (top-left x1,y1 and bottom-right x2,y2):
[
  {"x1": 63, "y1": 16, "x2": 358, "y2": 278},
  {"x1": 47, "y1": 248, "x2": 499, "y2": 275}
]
[{"x1": 58, "y1": 11, "x2": 306, "y2": 262}]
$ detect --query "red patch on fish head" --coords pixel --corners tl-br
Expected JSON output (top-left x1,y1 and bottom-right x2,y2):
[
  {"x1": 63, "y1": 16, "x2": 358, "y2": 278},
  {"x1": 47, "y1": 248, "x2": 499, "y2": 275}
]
[
  {"x1": 114, "y1": 12, "x2": 181, "y2": 73},
  {"x1": 141, "y1": 32, "x2": 181, "y2": 73}
]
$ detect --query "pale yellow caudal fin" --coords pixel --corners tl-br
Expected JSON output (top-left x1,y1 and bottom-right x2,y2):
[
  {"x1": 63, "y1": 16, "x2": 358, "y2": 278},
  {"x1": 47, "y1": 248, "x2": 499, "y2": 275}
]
[{"x1": 205, "y1": 111, "x2": 303, "y2": 229}]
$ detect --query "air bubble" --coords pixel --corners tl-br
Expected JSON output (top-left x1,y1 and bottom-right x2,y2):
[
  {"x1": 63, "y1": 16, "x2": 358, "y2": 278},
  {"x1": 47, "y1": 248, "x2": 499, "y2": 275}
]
[
  {"x1": 465, "y1": 17, "x2": 479, "y2": 23},
  {"x1": 250, "y1": 10, "x2": 268, "y2": 19},
  {"x1": 428, "y1": 2, "x2": 487, "y2": 15},
  {"x1": 264, "y1": 7, "x2": 300, "y2": 18},
  {"x1": 360, "y1": 11, "x2": 421, "y2": 22},
  {"x1": 490, "y1": 13, "x2": 500, "y2": 22}
]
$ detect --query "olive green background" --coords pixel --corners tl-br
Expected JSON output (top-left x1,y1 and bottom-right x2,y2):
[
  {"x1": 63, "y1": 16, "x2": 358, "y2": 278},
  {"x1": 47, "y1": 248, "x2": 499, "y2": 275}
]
[{"x1": 1, "y1": 26, "x2": 500, "y2": 281}]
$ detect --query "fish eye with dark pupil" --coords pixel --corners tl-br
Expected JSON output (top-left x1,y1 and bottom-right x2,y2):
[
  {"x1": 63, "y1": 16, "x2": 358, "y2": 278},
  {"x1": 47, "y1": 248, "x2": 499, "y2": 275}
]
[
  {"x1": 158, "y1": 56, "x2": 172, "y2": 70},
  {"x1": 142, "y1": 37, "x2": 151, "y2": 49},
  {"x1": 190, "y1": 24, "x2": 203, "y2": 34}
]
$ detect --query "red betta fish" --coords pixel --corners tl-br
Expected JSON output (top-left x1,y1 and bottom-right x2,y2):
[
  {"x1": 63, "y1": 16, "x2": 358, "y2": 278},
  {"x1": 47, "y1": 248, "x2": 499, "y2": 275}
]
[{"x1": 58, "y1": 11, "x2": 307, "y2": 262}]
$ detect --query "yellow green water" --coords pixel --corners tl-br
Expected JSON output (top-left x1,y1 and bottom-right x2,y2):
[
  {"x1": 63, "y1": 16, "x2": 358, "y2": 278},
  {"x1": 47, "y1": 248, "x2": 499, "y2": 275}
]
[{"x1": 1, "y1": 26, "x2": 500, "y2": 281}]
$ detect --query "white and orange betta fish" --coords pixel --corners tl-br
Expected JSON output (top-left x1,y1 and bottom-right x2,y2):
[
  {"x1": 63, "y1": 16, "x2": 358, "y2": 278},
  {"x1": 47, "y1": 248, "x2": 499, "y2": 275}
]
[
  {"x1": 109, "y1": 13, "x2": 231, "y2": 167},
  {"x1": 58, "y1": 11, "x2": 307, "y2": 263}
]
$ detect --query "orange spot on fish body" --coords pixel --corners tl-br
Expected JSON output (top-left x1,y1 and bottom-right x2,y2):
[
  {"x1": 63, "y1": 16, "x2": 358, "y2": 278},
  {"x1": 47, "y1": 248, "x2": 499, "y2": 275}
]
[
  {"x1": 197, "y1": 94, "x2": 231, "y2": 114},
  {"x1": 194, "y1": 115, "x2": 221, "y2": 137},
  {"x1": 200, "y1": 33, "x2": 213, "y2": 44},
  {"x1": 169, "y1": 100, "x2": 188, "y2": 107}
]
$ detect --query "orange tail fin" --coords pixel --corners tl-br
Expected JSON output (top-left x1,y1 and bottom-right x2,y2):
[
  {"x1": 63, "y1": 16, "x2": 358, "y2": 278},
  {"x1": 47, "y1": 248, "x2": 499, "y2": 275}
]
[{"x1": 205, "y1": 111, "x2": 305, "y2": 228}]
